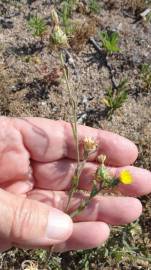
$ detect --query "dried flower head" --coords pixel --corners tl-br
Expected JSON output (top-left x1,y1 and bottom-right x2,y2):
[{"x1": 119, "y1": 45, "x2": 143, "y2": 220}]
[
  {"x1": 119, "y1": 169, "x2": 133, "y2": 185},
  {"x1": 98, "y1": 154, "x2": 106, "y2": 164},
  {"x1": 52, "y1": 25, "x2": 68, "y2": 46},
  {"x1": 50, "y1": 7, "x2": 59, "y2": 26},
  {"x1": 83, "y1": 137, "x2": 97, "y2": 153}
]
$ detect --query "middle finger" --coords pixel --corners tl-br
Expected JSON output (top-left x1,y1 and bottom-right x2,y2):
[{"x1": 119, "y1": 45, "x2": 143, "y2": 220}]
[
  {"x1": 28, "y1": 190, "x2": 142, "y2": 225},
  {"x1": 32, "y1": 160, "x2": 151, "y2": 196}
]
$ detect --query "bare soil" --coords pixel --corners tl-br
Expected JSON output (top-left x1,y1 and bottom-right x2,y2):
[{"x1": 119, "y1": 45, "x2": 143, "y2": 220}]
[{"x1": 0, "y1": 0, "x2": 151, "y2": 269}]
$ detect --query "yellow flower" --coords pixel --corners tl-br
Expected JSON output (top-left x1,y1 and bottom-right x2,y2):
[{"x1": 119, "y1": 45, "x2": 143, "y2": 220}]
[
  {"x1": 83, "y1": 137, "x2": 97, "y2": 153},
  {"x1": 119, "y1": 170, "x2": 133, "y2": 185}
]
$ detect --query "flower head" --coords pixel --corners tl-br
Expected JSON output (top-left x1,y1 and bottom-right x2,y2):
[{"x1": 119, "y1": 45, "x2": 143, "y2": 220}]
[
  {"x1": 83, "y1": 137, "x2": 97, "y2": 153},
  {"x1": 119, "y1": 169, "x2": 133, "y2": 185},
  {"x1": 52, "y1": 25, "x2": 68, "y2": 46},
  {"x1": 97, "y1": 166, "x2": 110, "y2": 181}
]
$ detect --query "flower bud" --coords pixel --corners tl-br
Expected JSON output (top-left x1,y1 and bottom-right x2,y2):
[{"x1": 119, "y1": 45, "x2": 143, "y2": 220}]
[
  {"x1": 98, "y1": 154, "x2": 106, "y2": 164},
  {"x1": 50, "y1": 7, "x2": 59, "y2": 25},
  {"x1": 52, "y1": 25, "x2": 68, "y2": 46}
]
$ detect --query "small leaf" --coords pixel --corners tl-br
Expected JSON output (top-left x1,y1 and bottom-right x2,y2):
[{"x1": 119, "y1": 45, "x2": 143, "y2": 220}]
[
  {"x1": 90, "y1": 180, "x2": 98, "y2": 197},
  {"x1": 110, "y1": 178, "x2": 119, "y2": 187},
  {"x1": 101, "y1": 98, "x2": 110, "y2": 107}
]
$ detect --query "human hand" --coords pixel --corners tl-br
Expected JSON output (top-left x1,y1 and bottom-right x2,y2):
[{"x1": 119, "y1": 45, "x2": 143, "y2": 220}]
[{"x1": 0, "y1": 117, "x2": 150, "y2": 252}]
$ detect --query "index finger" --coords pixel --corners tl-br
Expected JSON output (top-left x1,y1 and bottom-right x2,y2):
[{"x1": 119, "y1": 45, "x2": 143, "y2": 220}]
[{"x1": 15, "y1": 117, "x2": 138, "y2": 166}]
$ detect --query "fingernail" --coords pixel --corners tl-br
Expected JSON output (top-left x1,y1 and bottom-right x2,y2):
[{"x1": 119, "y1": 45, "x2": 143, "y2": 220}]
[{"x1": 46, "y1": 209, "x2": 73, "y2": 241}]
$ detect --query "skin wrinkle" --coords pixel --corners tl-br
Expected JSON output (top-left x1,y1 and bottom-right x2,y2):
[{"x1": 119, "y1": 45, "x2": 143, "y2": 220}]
[
  {"x1": 13, "y1": 118, "x2": 138, "y2": 165},
  {"x1": 55, "y1": 222, "x2": 110, "y2": 252},
  {"x1": 11, "y1": 119, "x2": 31, "y2": 181},
  {"x1": 64, "y1": 121, "x2": 80, "y2": 160},
  {"x1": 76, "y1": 197, "x2": 100, "y2": 221},
  {"x1": 51, "y1": 160, "x2": 75, "y2": 190},
  {"x1": 33, "y1": 159, "x2": 76, "y2": 191},
  {"x1": 0, "y1": 118, "x2": 30, "y2": 182},
  {"x1": 11, "y1": 196, "x2": 45, "y2": 245},
  {"x1": 60, "y1": 121, "x2": 69, "y2": 158},
  {"x1": 30, "y1": 160, "x2": 151, "y2": 197},
  {"x1": 18, "y1": 119, "x2": 68, "y2": 162},
  {"x1": 18, "y1": 118, "x2": 50, "y2": 161},
  {"x1": 0, "y1": 119, "x2": 16, "y2": 154},
  {"x1": 0, "y1": 117, "x2": 150, "y2": 252},
  {"x1": 62, "y1": 122, "x2": 70, "y2": 159},
  {"x1": 27, "y1": 189, "x2": 75, "y2": 212},
  {"x1": 0, "y1": 190, "x2": 14, "y2": 240},
  {"x1": 95, "y1": 130, "x2": 117, "y2": 166},
  {"x1": 11, "y1": 196, "x2": 29, "y2": 242},
  {"x1": 32, "y1": 160, "x2": 113, "y2": 192},
  {"x1": 28, "y1": 188, "x2": 142, "y2": 225}
]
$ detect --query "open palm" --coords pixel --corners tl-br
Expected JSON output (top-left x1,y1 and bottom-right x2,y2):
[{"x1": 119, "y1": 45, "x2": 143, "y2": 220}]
[{"x1": 0, "y1": 117, "x2": 151, "y2": 252}]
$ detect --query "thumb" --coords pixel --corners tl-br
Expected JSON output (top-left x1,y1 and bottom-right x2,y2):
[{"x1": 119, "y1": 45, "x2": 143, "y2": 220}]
[{"x1": 0, "y1": 189, "x2": 73, "y2": 250}]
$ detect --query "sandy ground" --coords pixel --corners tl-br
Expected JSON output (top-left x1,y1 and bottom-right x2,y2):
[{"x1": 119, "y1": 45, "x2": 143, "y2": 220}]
[{"x1": 0, "y1": 0, "x2": 151, "y2": 269}]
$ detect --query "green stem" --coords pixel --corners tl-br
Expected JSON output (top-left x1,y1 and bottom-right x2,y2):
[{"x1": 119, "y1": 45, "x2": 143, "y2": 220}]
[
  {"x1": 44, "y1": 245, "x2": 55, "y2": 269},
  {"x1": 70, "y1": 183, "x2": 101, "y2": 218}
]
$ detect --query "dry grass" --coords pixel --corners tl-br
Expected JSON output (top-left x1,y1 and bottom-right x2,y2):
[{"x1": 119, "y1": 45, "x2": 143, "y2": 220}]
[
  {"x1": 69, "y1": 18, "x2": 96, "y2": 52},
  {"x1": 122, "y1": 0, "x2": 147, "y2": 13},
  {"x1": 0, "y1": 0, "x2": 151, "y2": 269}
]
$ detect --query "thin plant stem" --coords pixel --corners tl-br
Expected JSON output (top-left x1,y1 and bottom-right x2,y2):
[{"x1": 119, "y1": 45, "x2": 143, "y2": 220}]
[
  {"x1": 70, "y1": 183, "x2": 102, "y2": 219},
  {"x1": 44, "y1": 245, "x2": 55, "y2": 269},
  {"x1": 65, "y1": 151, "x2": 89, "y2": 212},
  {"x1": 60, "y1": 52, "x2": 82, "y2": 212}
]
